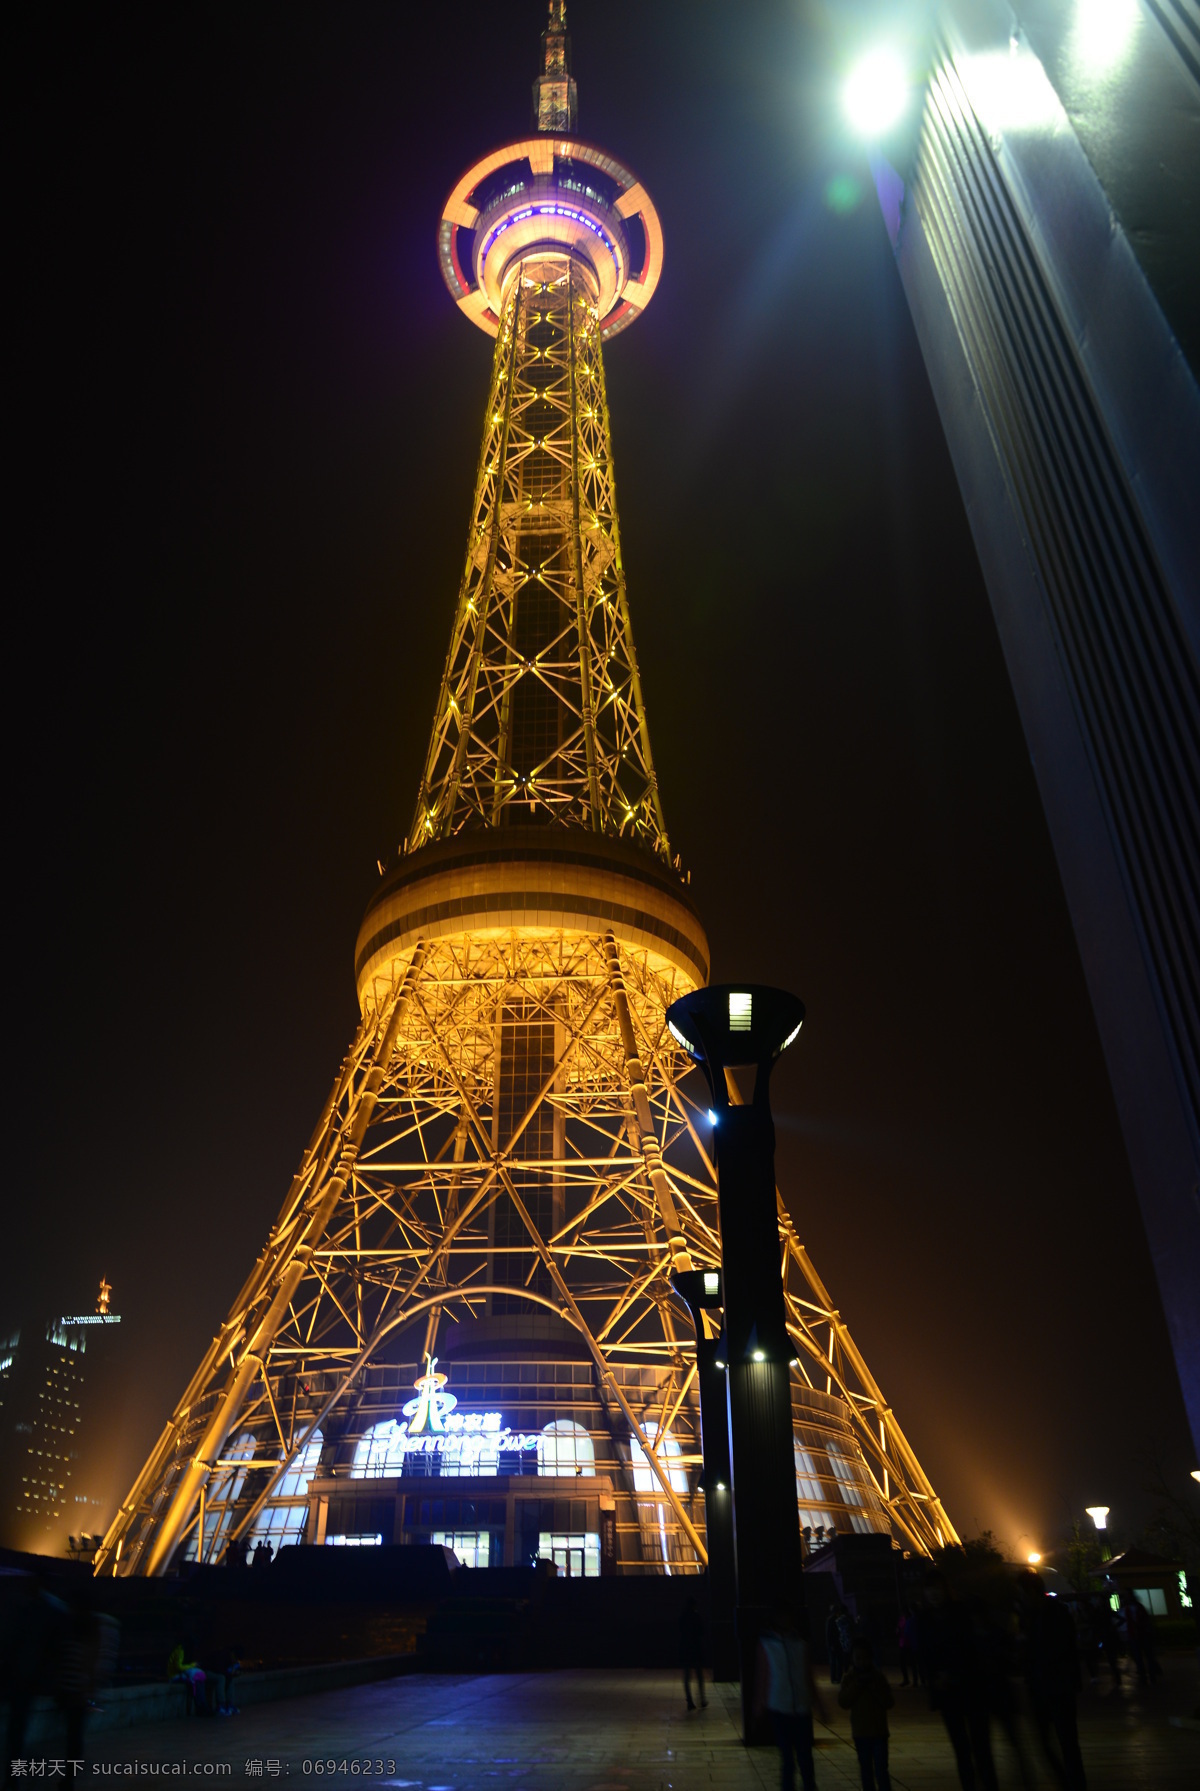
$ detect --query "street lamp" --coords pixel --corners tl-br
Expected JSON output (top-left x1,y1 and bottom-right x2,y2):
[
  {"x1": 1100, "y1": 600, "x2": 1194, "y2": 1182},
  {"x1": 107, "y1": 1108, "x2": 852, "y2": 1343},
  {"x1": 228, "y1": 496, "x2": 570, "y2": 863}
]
[
  {"x1": 1027, "y1": 1551, "x2": 1042, "y2": 1566},
  {"x1": 666, "y1": 982, "x2": 805, "y2": 1743},
  {"x1": 1085, "y1": 1505, "x2": 1110, "y2": 1531}
]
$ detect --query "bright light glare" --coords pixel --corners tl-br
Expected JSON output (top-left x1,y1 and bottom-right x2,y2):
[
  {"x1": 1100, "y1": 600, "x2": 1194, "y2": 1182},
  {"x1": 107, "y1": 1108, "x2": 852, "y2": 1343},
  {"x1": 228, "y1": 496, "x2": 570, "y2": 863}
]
[
  {"x1": 668, "y1": 1019, "x2": 696, "y2": 1053},
  {"x1": 1071, "y1": 0, "x2": 1140, "y2": 77},
  {"x1": 843, "y1": 48, "x2": 910, "y2": 138},
  {"x1": 713, "y1": 1359, "x2": 726, "y2": 1371},
  {"x1": 703, "y1": 1271, "x2": 720, "y2": 1297},
  {"x1": 781, "y1": 1021, "x2": 802, "y2": 1050},
  {"x1": 1027, "y1": 1551, "x2": 1042, "y2": 1565},
  {"x1": 752, "y1": 1349, "x2": 765, "y2": 1362},
  {"x1": 1085, "y1": 1505, "x2": 1110, "y2": 1530},
  {"x1": 706, "y1": 1108, "x2": 719, "y2": 1126}
]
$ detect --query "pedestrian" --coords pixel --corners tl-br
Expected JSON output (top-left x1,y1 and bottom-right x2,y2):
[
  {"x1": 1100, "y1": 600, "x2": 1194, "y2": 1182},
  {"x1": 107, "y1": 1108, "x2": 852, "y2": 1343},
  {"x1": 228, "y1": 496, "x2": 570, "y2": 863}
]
[
  {"x1": 827, "y1": 1601, "x2": 847, "y2": 1684},
  {"x1": 679, "y1": 1594, "x2": 707, "y2": 1711},
  {"x1": 1093, "y1": 1595, "x2": 1121, "y2": 1692},
  {"x1": 838, "y1": 1637, "x2": 894, "y2": 1790},
  {"x1": 212, "y1": 1641, "x2": 243, "y2": 1715},
  {"x1": 917, "y1": 1571, "x2": 998, "y2": 1791},
  {"x1": 1017, "y1": 1570, "x2": 1086, "y2": 1791},
  {"x1": 1122, "y1": 1595, "x2": 1162, "y2": 1685},
  {"x1": 754, "y1": 1604, "x2": 828, "y2": 1791},
  {"x1": 167, "y1": 1639, "x2": 211, "y2": 1715},
  {"x1": 897, "y1": 1607, "x2": 921, "y2": 1687}
]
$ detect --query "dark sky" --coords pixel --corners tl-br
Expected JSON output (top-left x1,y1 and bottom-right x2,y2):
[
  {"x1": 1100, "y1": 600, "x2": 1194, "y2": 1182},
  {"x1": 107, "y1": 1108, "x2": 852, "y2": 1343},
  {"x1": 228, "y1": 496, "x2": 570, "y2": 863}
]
[{"x1": 10, "y1": 0, "x2": 1192, "y2": 1558}]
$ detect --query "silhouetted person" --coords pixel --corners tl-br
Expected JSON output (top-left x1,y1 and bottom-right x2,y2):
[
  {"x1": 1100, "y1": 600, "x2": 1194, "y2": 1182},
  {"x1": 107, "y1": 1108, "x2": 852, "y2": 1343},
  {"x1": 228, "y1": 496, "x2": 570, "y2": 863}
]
[
  {"x1": 679, "y1": 1595, "x2": 706, "y2": 1711},
  {"x1": 1092, "y1": 1596, "x2": 1121, "y2": 1692},
  {"x1": 754, "y1": 1603, "x2": 828, "y2": 1791},
  {"x1": 897, "y1": 1607, "x2": 921, "y2": 1687},
  {"x1": 917, "y1": 1572, "x2": 998, "y2": 1791},
  {"x1": 4, "y1": 1577, "x2": 68, "y2": 1783},
  {"x1": 826, "y1": 1601, "x2": 849, "y2": 1684},
  {"x1": 210, "y1": 1641, "x2": 243, "y2": 1714},
  {"x1": 838, "y1": 1637, "x2": 894, "y2": 1790},
  {"x1": 252, "y1": 1539, "x2": 273, "y2": 1569},
  {"x1": 1017, "y1": 1571, "x2": 1086, "y2": 1791},
  {"x1": 1121, "y1": 1595, "x2": 1161, "y2": 1686}
]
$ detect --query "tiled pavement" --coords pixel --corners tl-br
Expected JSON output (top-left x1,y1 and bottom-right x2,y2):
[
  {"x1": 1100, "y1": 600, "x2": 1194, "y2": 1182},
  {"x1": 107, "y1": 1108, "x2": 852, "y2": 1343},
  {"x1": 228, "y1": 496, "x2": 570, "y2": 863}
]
[{"x1": 33, "y1": 1658, "x2": 1200, "y2": 1789}]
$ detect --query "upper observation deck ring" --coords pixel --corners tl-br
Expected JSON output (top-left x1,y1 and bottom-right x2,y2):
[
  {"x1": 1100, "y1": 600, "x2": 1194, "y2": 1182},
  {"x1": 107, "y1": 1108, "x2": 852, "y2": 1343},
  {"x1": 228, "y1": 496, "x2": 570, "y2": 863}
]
[{"x1": 438, "y1": 136, "x2": 663, "y2": 339}]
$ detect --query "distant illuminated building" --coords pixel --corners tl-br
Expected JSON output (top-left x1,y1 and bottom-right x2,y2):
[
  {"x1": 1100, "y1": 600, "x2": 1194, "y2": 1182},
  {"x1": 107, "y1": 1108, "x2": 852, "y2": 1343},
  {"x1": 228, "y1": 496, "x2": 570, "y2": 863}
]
[
  {"x1": 0, "y1": 1282, "x2": 121, "y2": 1553},
  {"x1": 867, "y1": 0, "x2": 1200, "y2": 1453},
  {"x1": 98, "y1": 5, "x2": 958, "y2": 1581}
]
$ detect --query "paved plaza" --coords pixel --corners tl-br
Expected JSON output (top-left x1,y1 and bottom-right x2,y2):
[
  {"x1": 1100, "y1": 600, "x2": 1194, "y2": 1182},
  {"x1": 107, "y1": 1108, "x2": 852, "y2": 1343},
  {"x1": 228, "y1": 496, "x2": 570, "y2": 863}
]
[{"x1": 32, "y1": 1660, "x2": 1200, "y2": 1790}]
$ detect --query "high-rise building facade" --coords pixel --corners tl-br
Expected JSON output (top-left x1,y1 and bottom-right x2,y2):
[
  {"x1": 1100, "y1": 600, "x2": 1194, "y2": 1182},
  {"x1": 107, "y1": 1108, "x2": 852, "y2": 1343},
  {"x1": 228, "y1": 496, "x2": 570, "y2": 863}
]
[
  {"x1": 0, "y1": 1285, "x2": 121, "y2": 1554},
  {"x1": 868, "y1": 0, "x2": 1200, "y2": 1454},
  {"x1": 97, "y1": 6, "x2": 957, "y2": 1582}
]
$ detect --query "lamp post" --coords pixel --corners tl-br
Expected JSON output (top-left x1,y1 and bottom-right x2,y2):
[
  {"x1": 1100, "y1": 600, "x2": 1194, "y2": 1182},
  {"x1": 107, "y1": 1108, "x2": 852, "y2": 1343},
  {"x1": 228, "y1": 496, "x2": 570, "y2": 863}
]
[
  {"x1": 672, "y1": 1265, "x2": 738, "y2": 1681},
  {"x1": 666, "y1": 983, "x2": 805, "y2": 1742}
]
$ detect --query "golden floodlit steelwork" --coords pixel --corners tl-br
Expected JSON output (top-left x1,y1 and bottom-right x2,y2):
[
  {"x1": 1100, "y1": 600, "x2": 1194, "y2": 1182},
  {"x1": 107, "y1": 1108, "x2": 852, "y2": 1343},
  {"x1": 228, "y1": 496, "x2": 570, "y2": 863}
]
[{"x1": 96, "y1": 2, "x2": 957, "y2": 1582}]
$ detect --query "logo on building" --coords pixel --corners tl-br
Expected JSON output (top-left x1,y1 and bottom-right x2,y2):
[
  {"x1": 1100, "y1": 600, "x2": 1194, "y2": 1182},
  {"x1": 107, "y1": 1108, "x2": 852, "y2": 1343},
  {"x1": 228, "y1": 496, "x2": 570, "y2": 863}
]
[{"x1": 403, "y1": 1357, "x2": 457, "y2": 1435}]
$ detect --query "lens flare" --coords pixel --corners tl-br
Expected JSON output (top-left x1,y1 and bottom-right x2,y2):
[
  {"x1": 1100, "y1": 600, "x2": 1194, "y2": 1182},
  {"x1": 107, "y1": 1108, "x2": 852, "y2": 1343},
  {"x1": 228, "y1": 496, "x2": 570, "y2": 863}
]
[{"x1": 843, "y1": 49, "x2": 910, "y2": 138}]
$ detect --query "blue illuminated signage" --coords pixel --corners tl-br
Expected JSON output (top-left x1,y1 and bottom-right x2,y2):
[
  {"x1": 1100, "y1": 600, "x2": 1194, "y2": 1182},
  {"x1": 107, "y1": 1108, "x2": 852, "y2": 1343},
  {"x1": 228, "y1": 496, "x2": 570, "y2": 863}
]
[{"x1": 397, "y1": 1358, "x2": 537, "y2": 1458}]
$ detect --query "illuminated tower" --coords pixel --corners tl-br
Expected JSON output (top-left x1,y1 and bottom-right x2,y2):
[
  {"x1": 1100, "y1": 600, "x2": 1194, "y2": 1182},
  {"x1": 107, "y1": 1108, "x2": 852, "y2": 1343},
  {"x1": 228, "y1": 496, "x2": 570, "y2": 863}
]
[{"x1": 97, "y1": 5, "x2": 957, "y2": 1581}]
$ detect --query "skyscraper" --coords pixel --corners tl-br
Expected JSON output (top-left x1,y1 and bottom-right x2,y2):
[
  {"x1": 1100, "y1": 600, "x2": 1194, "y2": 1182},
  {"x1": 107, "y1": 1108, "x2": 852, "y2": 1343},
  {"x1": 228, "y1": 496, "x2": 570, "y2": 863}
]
[
  {"x1": 97, "y1": 4, "x2": 956, "y2": 1581},
  {"x1": 868, "y1": 0, "x2": 1200, "y2": 1453},
  {"x1": 0, "y1": 1283, "x2": 121, "y2": 1554}
]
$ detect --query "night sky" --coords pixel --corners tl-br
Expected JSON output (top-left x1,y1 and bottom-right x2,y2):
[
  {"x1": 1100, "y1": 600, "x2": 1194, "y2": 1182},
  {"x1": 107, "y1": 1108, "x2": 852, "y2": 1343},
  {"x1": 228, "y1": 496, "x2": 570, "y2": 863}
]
[{"x1": 10, "y1": 1, "x2": 1193, "y2": 1559}]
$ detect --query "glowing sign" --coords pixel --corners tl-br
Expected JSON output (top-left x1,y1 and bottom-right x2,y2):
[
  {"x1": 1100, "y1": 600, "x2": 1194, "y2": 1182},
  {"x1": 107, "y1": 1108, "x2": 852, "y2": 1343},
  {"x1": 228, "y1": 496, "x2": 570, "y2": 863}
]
[
  {"x1": 404, "y1": 1357, "x2": 455, "y2": 1434},
  {"x1": 395, "y1": 1360, "x2": 537, "y2": 1457},
  {"x1": 60, "y1": 1315, "x2": 121, "y2": 1326}
]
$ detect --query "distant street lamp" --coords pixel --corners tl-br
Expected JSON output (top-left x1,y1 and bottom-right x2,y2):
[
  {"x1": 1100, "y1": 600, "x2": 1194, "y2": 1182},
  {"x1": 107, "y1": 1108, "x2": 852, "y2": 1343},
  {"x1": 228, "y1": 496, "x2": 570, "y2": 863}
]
[
  {"x1": 1027, "y1": 1551, "x2": 1042, "y2": 1566},
  {"x1": 1085, "y1": 1505, "x2": 1110, "y2": 1531}
]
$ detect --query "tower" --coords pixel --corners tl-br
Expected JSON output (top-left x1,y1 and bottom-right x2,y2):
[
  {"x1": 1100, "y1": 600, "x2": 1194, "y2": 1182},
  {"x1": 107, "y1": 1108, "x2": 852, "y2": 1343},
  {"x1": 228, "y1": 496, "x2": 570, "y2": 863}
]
[{"x1": 96, "y1": 5, "x2": 957, "y2": 1581}]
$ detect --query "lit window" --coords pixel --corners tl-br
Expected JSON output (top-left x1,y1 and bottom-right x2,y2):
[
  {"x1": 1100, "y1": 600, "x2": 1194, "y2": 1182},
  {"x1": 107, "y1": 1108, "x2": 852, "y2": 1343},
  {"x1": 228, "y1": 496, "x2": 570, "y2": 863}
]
[
  {"x1": 1133, "y1": 1587, "x2": 1168, "y2": 1617},
  {"x1": 325, "y1": 1533, "x2": 382, "y2": 1547},
  {"x1": 537, "y1": 1531, "x2": 600, "y2": 1577},
  {"x1": 794, "y1": 1441, "x2": 836, "y2": 1533},
  {"x1": 538, "y1": 1419, "x2": 595, "y2": 1478},
  {"x1": 351, "y1": 1420, "x2": 407, "y2": 1478},
  {"x1": 826, "y1": 1441, "x2": 881, "y2": 1536},
  {"x1": 728, "y1": 992, "x2": 752, "y2": 1032},
  {"x1": 630, "y1": 1424, "x2": 688, "y2": 1494},
  {"x1": 432, "y1": 1529, "x2": 491, "y2": 1568}
]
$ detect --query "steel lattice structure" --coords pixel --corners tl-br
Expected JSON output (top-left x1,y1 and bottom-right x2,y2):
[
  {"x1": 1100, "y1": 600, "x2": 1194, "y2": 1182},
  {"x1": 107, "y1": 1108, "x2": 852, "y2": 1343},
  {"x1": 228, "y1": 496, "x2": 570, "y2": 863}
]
[{"x1": 96, "y1": 3, "x2": 957, "y2": 1581}]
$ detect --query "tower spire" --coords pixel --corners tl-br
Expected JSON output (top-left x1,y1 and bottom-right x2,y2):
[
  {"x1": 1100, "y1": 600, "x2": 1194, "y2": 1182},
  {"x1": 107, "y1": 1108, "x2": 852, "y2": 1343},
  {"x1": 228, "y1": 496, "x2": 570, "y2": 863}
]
[{"x1": 533, "y1": 1, "x2": 577, "y2": 134}]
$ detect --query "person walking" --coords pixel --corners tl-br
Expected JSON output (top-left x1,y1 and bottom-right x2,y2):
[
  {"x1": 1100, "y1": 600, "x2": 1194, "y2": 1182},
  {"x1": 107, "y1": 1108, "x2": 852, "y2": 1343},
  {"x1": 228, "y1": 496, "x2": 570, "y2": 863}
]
[
  {"x1": 917, "y1": 1573, "x2": 999, "y2": 1791},
  {"x1": 1017, "y1": 1570, "x2": 1087, "y2": 1791},
  {"x1": 897, "y1": 1607, "x2": 921, "y2": 1687},
  {"x1": 679, "y1": 1594, "x2": 707, "y2": 1711},
  {"x1": 826, "y1": 1602, "x2": 848, "y2": 1685},
  {"x1": 838, "y1": 1637, "x2": 895, "y2": 1790},
  {"x1": 755, "y1": 1605, "x2": 828, "y2": 1791}
]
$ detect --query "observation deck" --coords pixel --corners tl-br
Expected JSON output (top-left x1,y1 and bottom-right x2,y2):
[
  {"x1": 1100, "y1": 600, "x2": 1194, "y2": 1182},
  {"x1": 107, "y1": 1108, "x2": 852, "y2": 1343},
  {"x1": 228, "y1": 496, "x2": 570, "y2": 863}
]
[
  {"x1": 355, "y1": 827, "x2": 709, "y2": 1012},
  {"x1": 439, "y1": 137, "x2": 662, "y2": 340}
]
